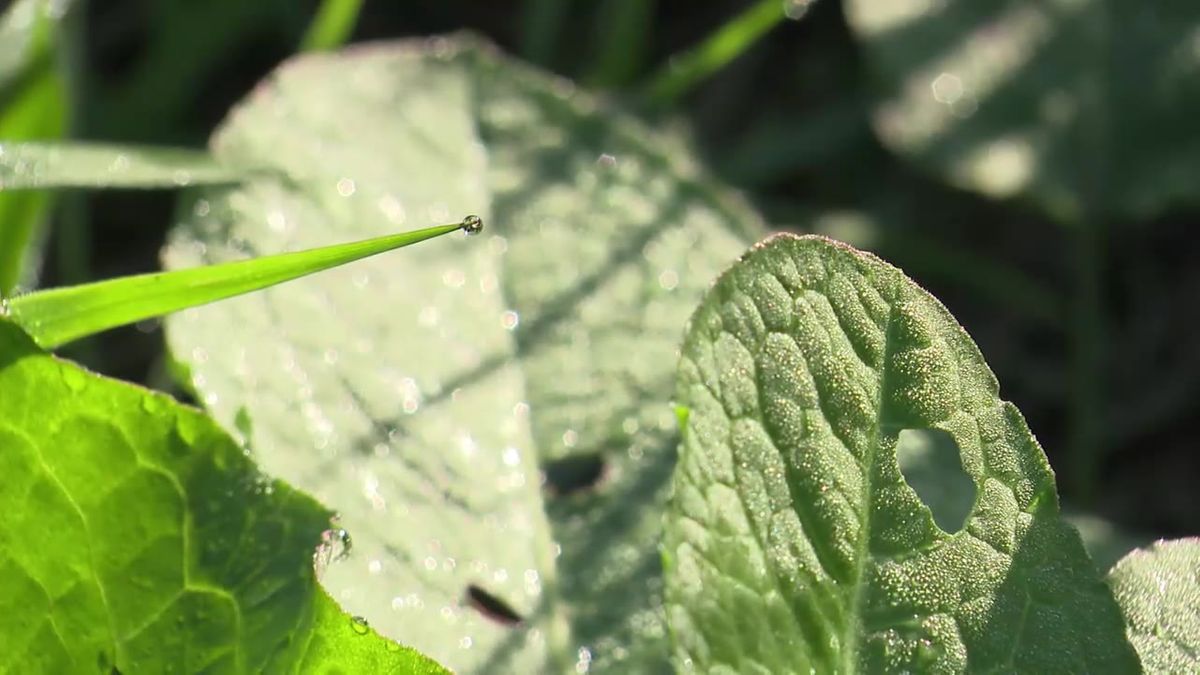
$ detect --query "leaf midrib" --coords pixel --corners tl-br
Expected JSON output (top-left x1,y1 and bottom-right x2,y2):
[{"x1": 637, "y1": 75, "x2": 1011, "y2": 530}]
[{"x1": 840, "y1": 295, "x2": 897, "y2": 674}]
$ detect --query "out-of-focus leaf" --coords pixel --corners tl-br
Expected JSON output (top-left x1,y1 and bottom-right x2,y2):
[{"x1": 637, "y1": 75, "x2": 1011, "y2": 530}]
[
  {"x1": 844, "y1": 0, "x2": 1200, "y2": 220},
  {"x1": 0, "y1": 319, "x2": 445, "y2": 673},
  {"x1": 164, "y1": 37, "x2": 760, "y2": 672},
  {"x1": 1109, "y1": 538, "x2": 1200, "y2": 672},
  {"x1": 664, "y1": 234, "x2": 1139, "y2": 671},
  {"x1": 1063, "y1": 510, "x2": 1150, "y2": 574}
]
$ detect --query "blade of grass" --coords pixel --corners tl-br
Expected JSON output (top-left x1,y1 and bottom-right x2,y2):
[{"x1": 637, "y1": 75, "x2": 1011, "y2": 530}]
[
  {"x1": 586, "y1": 0, "x2": 655, "y2": 87},
  {"x1": 520, "y1": 0, "x2": 570, "y2": 67},
  {"x1": 300, "y1": 0, "x2": 364, "y2": 52},
  {"x1": 0, "y1": 141, "x2": 240, "y2": 190},
  {"x1": 0, "y1": 0, "x2": 70, "y2": 296},
  {"x1": 3, "y1": 218, "x2": 481, "y2": 348},
  {"x1": 640, "y1": 0, "x2": 792, "y2": 106}
]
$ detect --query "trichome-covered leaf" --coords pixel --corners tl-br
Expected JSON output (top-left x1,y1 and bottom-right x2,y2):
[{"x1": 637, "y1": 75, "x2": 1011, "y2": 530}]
[
  {"x1": 1109, "y1": 538, "x2": 1200, "y2": 673},
  {"x1": 163, "y1": 37, "x2": 759, "y2": 672},
  {"x1": 843, "y1": 0, "x2": 1200, "y2": 220},
  {"x1": 664, "y1": 234, "x2": 1139, "y2": 672},
  {"x1": 0, "y1": 319, "x2": 444, "y2": 673}
]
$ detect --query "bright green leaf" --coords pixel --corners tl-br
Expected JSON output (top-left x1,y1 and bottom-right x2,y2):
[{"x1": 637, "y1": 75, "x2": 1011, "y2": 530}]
[
  {"x1": 163, "y1": 37, "x2": 760, "y2": 672},
  {"x1": 4, "y1": 220, "x2": 470, "y2": 348},
  {"x1": 1109, "y1": 538, "x2": 1200, "y2": 673},
  {"x1": 0, "y1": 319, "x2": 446, "y2": 673},
  {"x1": 0, "y1": 141, "x2": 239, "y2": 190},
  {"x1": 843, "y1": 0, "x2": 1200, "y2": 220},
  {"x1": 664, "y1": 234, "x2": 1139, "y2": 672}
]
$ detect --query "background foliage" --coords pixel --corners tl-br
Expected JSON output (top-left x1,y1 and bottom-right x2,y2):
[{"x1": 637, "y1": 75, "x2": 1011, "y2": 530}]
[
  {"x1": 38, "y1": 0, "x2": 1195, "y2": 546},
  {"x1": 3, "y1": 0, "x2": 1198, "y2": 670}
]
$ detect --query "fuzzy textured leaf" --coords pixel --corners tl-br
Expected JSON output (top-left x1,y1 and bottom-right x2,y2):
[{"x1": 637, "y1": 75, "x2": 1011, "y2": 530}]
[
  {"x1": 0, "y1": 319, "x2": 445, "y2": 673},
  {"x1": 1109, "y1": 538, "x2": 1200, "y2": 672},
  {"x1": 163, "y1": 37, "x2": 760, "y2": 672},
  {"x1": 844, "y1": 0, "x2": 1200, "y2": 220},
  {"x1": 664, "y1": 234, "x2": 1139, "y2": 672}
]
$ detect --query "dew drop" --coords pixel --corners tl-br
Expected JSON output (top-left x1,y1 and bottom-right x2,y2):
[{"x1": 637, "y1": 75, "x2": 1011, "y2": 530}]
[
  {"x1": 313, "y1": 527, "x2": 353, "y2": 577},
  {"x1": 783, "y1": 0, "x2": 812, "y2": 20},
  {"x1": 461, "y1": 214, "x2": 484, "y2": 235},
  {"x1": 350, "y1": 615, "x2": 370, "y2": 635},
  {"x1": 141, "y1": 395, "x2": 165, "y2": 415}
]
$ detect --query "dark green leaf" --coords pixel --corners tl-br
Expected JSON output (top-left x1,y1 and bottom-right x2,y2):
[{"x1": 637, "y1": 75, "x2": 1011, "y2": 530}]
[
  {"x1": 1109, "y1": 538, "x2": 1200, "y2": 672},
  {"x1": 664, "y1": 234, "x2": 1139, "y2": 672}
]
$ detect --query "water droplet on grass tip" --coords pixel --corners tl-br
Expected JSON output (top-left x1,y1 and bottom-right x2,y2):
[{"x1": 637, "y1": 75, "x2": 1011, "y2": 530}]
[
  {"x1": 461, "y1": 214, "x2": 484, "y2": 235},
  {"x1": 350, "y1": 615, "x2": 370, "y2": 635}
]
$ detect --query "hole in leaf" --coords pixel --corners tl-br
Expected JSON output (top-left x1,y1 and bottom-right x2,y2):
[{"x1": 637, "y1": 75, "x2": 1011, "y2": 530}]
[
  {"x1": 896, "y1": 428, "x2": 976, "y2": 533},
  {"x1": 541, "y1": 453, "x2": 607, "y2": 496},
  {"x1": 465, "y1": 584, "x2": 523, "y2": 626}
]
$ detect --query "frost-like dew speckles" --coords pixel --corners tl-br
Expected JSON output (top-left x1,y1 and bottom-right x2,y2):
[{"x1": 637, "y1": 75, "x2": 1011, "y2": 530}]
[{"x1": 664, "y1": 234, "x2": 1142, "y2": 673}]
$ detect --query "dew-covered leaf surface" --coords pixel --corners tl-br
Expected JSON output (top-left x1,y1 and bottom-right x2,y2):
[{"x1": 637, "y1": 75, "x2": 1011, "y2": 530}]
[
  {"x1": 663, "y1": 234, "x2": 1139, "y2": 672},
  {"x1": 844, "y1": 0, "x2": 1200, "y2": 220},
  {"x1": 0, "y1": 319, "x2": 445, "y2": 673},
  {"x1": 1109, "y1": 538, "x2": 1200, "y2": 673},
  {"x1": 163, "y1": 37, "x2": 760, "y2": 672}
]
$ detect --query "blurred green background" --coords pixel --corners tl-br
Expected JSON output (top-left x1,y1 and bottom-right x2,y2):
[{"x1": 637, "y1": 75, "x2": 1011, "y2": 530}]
[{"x1": 4, "y1": 0, "x2": 1197, "y2": 548}]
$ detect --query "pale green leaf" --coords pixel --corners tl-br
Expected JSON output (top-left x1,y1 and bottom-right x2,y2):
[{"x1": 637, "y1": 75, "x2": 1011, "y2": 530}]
[
  {"x1": 664, "y1": 234, "x2": 1139, "y2": 672},
  {"x1": 163, "y1": 38, "x2": 760, "y2": 672},
  {"x1": 0, "y1": 319, "x2": 446, "y2": 673},
  {"x1": 843, "y1": 0, "x2": 1200, "y2": 220},
  {"x1": 1109, "y1": 538, "x2": 1200, "y2": 672}
]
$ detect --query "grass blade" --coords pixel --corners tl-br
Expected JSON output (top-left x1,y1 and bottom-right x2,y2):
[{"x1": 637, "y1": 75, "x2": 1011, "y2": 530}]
[
  {"x1": 4, "y1": 218, "x2": 480, "y2": 348},
  {"x1": 0, "y1": 141, "x2": 239, "y2": 190},
  {"x1": 300, "y1": 0, "x2": 364, "y2": 52},
  {"x1": 0, "y1": 0, "x2": 71, "y2": 295},
  {"x1": 641, "y1": 0, "x2": 789, "y2": 106}
]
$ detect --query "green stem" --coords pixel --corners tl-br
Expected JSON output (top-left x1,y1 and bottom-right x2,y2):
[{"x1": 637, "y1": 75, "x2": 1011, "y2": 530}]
[
  {"x1": 586, "y1": 0, "x2": 655, "y2": 87},
  {"x1": 1067, "y1": 221, "x2": 1104, "y2": 506},
  {"x1": 520, "y1": 0, "x2": 570, "y2": 67}
]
